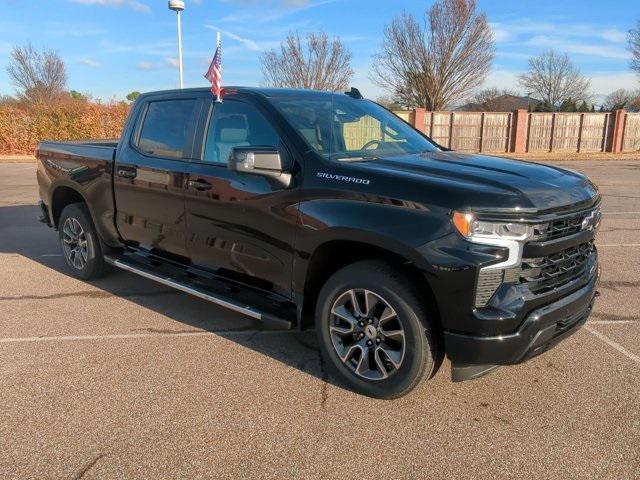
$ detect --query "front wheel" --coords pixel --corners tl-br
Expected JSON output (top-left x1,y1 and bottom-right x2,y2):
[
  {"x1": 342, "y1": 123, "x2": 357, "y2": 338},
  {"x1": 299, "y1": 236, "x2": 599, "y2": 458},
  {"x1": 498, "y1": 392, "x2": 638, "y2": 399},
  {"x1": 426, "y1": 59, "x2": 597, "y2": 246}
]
[
  {"x1": 315, "y1": 260, "x2": 440, "y2": 399},
  {"x1": 58, "y1": 203, "x2": 107, "y2": 280}
]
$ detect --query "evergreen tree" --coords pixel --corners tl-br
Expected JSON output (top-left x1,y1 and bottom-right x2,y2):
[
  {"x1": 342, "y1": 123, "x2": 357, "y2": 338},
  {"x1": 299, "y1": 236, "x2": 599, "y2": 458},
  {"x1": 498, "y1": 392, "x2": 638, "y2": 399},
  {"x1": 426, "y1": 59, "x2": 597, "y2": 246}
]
[{"x1": 559, "y1": 98, "x2": 577, "y2": 112}]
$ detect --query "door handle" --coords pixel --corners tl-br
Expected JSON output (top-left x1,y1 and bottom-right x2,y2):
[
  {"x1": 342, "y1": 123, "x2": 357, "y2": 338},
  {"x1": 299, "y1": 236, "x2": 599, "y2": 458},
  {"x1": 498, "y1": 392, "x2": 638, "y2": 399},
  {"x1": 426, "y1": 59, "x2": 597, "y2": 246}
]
[
  {"x1": 188, "y1": 179, "x2": 213, "y2": 191},
  {"x1": 117, "y1": 168, "x2": 136, "y2": 179}
]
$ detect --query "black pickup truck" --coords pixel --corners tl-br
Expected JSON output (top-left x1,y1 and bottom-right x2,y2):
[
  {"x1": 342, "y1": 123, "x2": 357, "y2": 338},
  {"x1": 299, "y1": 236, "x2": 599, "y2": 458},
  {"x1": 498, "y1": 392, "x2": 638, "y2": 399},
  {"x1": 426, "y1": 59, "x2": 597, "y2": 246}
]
[{"x1": 36, "y1": 87, "x2": 601, "y2": 398}]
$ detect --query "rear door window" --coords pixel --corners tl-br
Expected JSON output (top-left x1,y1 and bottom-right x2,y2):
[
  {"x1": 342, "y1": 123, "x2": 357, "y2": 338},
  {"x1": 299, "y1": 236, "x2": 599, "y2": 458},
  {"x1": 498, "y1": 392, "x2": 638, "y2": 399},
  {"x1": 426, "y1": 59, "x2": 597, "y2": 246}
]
[{"x1": 137, "y1": 99, "x2": 199, "y2": 160}]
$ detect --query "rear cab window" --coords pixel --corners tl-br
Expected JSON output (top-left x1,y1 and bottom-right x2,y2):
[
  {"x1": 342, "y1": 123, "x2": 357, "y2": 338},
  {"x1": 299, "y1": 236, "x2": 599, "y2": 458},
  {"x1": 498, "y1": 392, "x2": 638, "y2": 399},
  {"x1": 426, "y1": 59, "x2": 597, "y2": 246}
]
[{"x1": 137, "y1": 99, "x2": 199, "y2": 160}]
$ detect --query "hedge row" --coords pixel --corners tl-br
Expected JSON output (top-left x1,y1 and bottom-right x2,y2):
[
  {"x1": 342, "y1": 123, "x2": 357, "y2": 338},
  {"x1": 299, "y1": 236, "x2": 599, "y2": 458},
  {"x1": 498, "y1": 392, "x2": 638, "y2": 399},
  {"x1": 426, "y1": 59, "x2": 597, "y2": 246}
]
[{"x1": 0, "y1": 101, "x2": 131, "y2": 155}]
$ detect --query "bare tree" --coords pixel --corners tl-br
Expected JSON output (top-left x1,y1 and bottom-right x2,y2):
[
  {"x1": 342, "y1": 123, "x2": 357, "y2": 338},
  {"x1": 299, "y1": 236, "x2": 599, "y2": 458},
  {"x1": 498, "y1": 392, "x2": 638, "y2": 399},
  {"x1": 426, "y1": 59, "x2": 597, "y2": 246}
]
[
  {"x1": 370, "y1": 0, "x2": 494, "y2": 110},
  {"x1": 603, "y1": 89, "x2": 633, "y2": 111},
  {"x1": 630, "y1": 20, "x2": 640, "y2": 77},
  {"x1": 603, "y1": 88, "x2": 640, "y2": 111},
  {"x1": 518, "y1": 50, "x2": 590, "y2": 109},
  {"x1": 261, "y1": 32, "x2": 353, "y2": 91},
  {"x1": 6, "y1": 44, "x2": 67, "y2": 104}
]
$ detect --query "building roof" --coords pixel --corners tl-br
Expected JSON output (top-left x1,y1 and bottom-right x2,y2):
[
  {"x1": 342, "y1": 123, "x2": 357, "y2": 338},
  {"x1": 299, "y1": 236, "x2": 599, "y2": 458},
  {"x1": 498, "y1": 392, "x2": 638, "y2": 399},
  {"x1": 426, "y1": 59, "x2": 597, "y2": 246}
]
[{"x1": 454, "y1": 94, "x2": 541, "y2": 112}]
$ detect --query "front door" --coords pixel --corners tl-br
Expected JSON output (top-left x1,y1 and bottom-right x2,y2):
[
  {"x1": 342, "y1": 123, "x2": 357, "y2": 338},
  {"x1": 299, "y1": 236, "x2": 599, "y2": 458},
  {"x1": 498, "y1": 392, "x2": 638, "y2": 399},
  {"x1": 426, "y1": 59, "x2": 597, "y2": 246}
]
[
  {"x1": 114, "y1": 95, "x2": 203, "y2": 260},
  {"x1": 184, "y1": 97, "x2": 298, "y2": 297}
]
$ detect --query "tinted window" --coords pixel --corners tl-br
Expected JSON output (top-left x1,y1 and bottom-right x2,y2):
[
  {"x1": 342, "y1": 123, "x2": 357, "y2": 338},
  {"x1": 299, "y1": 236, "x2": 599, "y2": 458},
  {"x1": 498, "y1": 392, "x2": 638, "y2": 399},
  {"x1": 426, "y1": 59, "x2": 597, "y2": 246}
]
[
  {"x1": 138, "y1": 99, "x2": 198, "y2": 160},
  {"x1": 270, "y1": 94, "x2": 440, "y2": 160},
  {"x1": 204, "y1": 100, "x2": 279, "y2": 164}
]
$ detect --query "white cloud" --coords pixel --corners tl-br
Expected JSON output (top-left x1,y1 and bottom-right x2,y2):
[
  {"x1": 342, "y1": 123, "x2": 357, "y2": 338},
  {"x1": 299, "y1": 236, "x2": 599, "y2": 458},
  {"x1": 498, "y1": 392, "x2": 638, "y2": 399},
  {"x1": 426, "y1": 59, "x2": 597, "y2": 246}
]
[
  {"x1": 490, "y1": 20, "x2": 628, "y2": 45},
  {"x1": 589, "y1": 72, "x2": 640, "y2": 96},
  {"x1": 70, "y1": 0, "x2": 150, "y2": 13},
  {"x1": 137, "y1": 61, "x2": 158, "y2": 71},
  {"x1": 165, "y1": 57, "x2": 179, "y2": 68},
  {"x1": 204, "y1": 25, "x2": 280, "y2": 51},
  {"x1": 79, "y1": 58, "x2": 101, "y2": 67},
  {"x1": 524, "y1": 35, "x2": 630, "y2": 60},
  {"x1": 219, "y1": 0, "x2": 339, "y2": 24},
  {"x1": 219, "y1": 0, "x2": 309, "y2": 7},
  {"x1": 600, "y1": 29, "x2": 628, "y2": 43}
]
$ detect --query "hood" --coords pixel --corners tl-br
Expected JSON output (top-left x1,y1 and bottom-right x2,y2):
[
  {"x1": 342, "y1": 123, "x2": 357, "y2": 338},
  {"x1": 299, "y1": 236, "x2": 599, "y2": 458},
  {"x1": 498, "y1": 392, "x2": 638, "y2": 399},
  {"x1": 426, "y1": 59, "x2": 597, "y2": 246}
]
[{"x1": 347, "y1": 151, "x2": 599, "y2": 215}]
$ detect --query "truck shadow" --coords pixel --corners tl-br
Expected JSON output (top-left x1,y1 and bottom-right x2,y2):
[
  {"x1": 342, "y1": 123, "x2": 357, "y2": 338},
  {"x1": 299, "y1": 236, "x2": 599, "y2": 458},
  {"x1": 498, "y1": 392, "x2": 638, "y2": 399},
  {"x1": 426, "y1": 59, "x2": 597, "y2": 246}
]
[{"x1": 0, "y1": 204, "x2": 350, "y2": 395}]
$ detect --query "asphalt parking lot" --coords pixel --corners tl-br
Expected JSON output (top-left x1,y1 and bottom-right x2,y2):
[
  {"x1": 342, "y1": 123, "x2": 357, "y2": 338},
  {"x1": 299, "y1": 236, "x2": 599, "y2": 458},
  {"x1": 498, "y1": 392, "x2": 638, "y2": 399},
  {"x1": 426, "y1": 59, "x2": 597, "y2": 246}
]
[{"x1": 0, "y1": 160, "x2": 639, "y2": 479}]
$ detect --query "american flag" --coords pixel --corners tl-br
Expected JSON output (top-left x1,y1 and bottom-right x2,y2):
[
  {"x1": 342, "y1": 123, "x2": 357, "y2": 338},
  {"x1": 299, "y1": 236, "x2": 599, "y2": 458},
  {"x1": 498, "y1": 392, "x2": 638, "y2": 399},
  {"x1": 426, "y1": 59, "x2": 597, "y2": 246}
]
[{"x1": 204, "y1": 35, "x2": 222, "y2": 102}]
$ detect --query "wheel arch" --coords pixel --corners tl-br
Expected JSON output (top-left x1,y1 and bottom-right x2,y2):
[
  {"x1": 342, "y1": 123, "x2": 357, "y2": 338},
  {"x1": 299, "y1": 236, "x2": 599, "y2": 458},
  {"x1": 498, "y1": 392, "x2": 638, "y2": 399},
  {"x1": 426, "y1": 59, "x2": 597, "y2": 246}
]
[
  {"x1": 298, "y1": 238, "x2": 441, "y2": 334},
  {"x1": 50, "y1": 185, "x2": 87, "y2": 228}
]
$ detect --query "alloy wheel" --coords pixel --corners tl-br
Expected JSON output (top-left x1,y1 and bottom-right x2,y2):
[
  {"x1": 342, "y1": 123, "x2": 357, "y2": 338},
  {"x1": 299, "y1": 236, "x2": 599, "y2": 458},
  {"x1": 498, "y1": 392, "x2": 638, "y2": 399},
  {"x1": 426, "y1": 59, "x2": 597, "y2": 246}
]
[
  {"x1": 61, "y1": 217, "x2": 88, "y2": 270},
  {"x1": 329, "y1": 289, "x2": 406, "y2": 380}
]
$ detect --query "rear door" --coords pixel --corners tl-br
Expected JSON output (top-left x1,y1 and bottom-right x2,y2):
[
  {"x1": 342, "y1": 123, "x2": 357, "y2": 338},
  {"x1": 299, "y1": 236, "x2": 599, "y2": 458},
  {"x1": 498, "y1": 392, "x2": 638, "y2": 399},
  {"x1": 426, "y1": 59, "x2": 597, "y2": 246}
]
[
  {"x1": 184, "y1": 96, "x2": 299, "y2": 298},
  {"x1": 114, "y1": 93, "x2": 205, "y2": 260}
]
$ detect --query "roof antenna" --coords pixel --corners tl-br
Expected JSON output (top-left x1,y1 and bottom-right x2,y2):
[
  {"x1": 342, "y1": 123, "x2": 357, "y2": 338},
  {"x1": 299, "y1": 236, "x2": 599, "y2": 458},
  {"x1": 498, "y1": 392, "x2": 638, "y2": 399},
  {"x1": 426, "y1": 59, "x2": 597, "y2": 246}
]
[{"x1": 345, "y1": 87, "x2": 363, "y2": 99}]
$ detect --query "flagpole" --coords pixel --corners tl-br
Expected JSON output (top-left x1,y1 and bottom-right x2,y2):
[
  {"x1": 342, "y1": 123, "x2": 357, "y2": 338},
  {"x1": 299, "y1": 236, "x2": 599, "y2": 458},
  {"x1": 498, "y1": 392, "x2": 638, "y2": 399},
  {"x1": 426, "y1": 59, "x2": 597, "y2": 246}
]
[
  {"x1": 168, "y1": 1, "x2": 185, "y2": 89},
  {"x1": 177, "y1": 10, "x2": 184, "y2": 88},
  {"x1": 216, "y1": 31, "x2": 221, "y2": 102}
]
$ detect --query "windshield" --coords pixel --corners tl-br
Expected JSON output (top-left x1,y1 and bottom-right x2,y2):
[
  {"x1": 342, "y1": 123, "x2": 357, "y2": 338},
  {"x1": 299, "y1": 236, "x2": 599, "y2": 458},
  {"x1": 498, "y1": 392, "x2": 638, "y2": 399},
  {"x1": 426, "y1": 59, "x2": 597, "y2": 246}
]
[{"x1": 270, "y1": 93, "x2": 440, "y2": 160}]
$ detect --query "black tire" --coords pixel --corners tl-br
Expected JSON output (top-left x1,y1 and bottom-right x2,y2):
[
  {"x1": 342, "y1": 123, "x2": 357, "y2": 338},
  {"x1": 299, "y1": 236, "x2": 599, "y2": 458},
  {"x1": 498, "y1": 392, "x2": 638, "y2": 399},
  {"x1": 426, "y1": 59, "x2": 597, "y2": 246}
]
[
  {"x1": 58, "y1": 203, "x2": 107, "y2": 280},
  {"x1": 315, "y1": 260, "x2": 441, "y2": 399}
]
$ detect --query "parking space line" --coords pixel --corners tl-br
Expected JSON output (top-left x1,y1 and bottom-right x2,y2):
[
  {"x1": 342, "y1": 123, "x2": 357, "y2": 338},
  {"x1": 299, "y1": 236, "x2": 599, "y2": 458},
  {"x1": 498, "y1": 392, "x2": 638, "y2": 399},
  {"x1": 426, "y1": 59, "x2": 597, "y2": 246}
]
[
  {"x1": 597, "y1": 244, "x2": 640, "y2": 247},
  {"x1": 585, "y1": 326, "x2": 640, "y2": 364},
  {"x1": 0, "y1": 329, "x2": 293, "y2": 344},
  {"x1": 588, "y1": 320, "x2": 637, "y2": 325}
]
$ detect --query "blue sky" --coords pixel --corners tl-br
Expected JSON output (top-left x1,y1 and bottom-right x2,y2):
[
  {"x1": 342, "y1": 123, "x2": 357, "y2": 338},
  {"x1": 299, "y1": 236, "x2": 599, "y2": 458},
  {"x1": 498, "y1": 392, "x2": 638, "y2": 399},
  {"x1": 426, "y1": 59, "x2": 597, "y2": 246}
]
[{"x1": 0, "y1": 0, "x2": 637, "y2": 103}]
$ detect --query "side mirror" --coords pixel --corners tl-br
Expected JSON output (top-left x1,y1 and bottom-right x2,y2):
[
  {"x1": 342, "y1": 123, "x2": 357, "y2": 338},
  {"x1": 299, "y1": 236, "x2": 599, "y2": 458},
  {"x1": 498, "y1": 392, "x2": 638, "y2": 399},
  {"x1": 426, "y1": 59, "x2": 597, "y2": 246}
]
[
  {"x1": 228, "y1": 146, "x2": 291, "y2": 187},
  {"x1": 228, "y1": 147, "x2": 285, "y2": 176}
]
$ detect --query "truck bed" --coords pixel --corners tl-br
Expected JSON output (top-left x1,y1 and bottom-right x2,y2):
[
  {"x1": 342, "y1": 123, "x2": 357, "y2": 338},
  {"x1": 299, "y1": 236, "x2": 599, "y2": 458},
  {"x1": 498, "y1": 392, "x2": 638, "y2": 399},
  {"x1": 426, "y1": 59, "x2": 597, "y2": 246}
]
[
  {"x1": 37, "y1": 139, "x2": 118, "y2": 163},
  {"x1": 36, "y1": 139, "x2": 119, "y2": 245}
]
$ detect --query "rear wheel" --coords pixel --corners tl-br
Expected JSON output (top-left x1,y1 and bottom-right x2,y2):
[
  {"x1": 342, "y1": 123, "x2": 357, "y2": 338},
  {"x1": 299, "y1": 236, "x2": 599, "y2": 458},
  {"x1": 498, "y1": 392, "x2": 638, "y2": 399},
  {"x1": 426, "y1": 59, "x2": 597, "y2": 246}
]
[
  {"x1": 58, "y1": 203, "x2": 107, "y2": 280},
  {"x1": 315, "y1": 260, "x2": 440, "y2": 399}
]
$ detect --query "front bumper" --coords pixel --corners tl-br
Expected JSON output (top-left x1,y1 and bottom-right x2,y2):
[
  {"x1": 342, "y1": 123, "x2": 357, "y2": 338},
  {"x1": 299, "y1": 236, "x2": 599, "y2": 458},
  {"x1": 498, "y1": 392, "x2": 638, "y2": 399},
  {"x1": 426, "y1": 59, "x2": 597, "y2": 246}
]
[{"x1": 444, "y1": 268, "x2": 598, "y2": 377}]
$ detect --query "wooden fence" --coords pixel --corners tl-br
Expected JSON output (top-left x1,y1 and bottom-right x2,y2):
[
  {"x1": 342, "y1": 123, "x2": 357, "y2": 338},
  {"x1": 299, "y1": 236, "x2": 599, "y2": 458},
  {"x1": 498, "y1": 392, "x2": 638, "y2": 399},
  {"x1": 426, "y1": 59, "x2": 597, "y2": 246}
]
[
  {"x1": 623, "y1": 113, "x2": 640, "y2": 152},
  {"x1": 526, "y1": 113, "x2": 610, "y2": 152},
  {"x1": 393, "y1": 108, "x2": 640, "y2": 154},
  {"x1": 422, "y1": 112, "x2": 512, "y2": 152}
]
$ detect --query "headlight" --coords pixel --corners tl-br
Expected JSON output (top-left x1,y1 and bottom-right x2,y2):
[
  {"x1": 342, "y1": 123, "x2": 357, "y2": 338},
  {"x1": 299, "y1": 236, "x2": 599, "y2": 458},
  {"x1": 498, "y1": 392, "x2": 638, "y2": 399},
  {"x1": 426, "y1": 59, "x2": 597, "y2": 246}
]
[
  {"x1": 451, "y1": 211, "x2": 535, "y2": 271},
  {"x1": 452, "y1": 211, "x2": 534, "y2": 241}
]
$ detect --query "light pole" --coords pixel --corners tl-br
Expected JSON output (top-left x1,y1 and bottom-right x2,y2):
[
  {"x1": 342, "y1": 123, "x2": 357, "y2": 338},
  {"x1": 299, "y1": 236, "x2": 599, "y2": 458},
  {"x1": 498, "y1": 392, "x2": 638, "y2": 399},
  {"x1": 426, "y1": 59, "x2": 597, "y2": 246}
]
[{"x1": 168, "y1": 0, "x2": 185, "y2": 89}]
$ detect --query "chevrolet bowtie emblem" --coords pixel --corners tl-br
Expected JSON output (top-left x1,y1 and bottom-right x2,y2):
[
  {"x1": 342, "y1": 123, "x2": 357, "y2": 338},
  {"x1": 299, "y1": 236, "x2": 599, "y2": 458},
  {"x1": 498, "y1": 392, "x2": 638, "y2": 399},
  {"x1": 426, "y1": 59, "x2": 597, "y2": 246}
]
[{"x1": 581, "y1": 210, "x2": 601, "y2": 231}]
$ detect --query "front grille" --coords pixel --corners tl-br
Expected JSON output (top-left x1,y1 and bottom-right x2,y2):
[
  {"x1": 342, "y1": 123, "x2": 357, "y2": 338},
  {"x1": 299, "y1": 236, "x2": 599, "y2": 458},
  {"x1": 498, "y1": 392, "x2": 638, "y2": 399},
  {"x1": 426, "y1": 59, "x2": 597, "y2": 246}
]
[
  {"x1": 520, "y1": 241, "x2": 594, "y2": 293},
  {"x1": 474, "y1": 206, "x2": 599, "y2": 307},
  {"x1": 533, "y1": 210, "x2": 592, "y2": 240}
]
